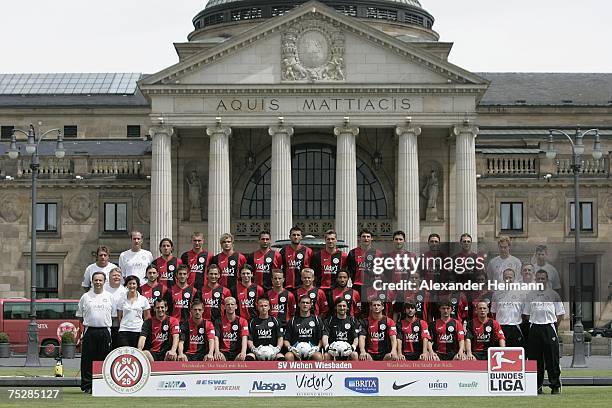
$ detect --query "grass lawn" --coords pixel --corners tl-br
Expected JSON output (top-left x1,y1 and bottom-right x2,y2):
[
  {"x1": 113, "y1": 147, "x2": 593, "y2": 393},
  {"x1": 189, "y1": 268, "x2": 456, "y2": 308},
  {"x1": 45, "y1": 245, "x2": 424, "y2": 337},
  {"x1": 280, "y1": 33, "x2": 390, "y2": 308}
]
[{"x1": 0, "y1": 386, "x2": 609, "y2": 408}]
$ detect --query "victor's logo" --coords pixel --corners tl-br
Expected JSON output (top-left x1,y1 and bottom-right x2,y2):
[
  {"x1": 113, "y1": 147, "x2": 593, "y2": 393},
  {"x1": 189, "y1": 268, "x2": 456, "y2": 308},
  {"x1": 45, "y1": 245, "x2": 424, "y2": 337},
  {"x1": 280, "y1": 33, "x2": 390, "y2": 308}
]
[{"x1": 103, "y1": 347, "x2": 150, "y2": 394}]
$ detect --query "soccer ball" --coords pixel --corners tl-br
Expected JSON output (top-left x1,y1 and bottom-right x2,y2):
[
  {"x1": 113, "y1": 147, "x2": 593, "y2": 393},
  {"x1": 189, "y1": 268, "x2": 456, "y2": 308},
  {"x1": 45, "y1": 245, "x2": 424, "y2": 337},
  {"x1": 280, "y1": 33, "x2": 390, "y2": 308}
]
[
  {"x1": 327, "y1": 341, "x2": 352, "y2": 357},
  {"x1": 294, "y1": 342, "x2": 318, "y2": 359},
  {"x1": 255, "y1": 345, "x2": 278, "y2": 361}
]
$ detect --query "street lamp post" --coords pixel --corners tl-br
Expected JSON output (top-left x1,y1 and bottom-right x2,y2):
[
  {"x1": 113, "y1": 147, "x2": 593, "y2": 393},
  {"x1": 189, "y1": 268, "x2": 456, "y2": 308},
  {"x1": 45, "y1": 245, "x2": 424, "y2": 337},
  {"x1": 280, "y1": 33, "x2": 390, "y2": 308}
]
[
  {"x1": 8, "y1": 124, "x2": 65, "y2": 367},
  {"x1": 546, "y1": 127, "x2": 601, "y2": 368}
]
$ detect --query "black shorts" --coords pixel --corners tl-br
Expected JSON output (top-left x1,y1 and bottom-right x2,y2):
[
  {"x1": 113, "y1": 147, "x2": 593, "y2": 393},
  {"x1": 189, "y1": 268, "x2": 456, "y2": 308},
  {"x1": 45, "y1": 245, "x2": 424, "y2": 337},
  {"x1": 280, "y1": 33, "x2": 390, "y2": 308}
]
[
  {"x1": 149, "y1": 350, "x2": 167, "y2": 361},
  {"x1": 186, "y1": 353, "x2": 205, "y2": 361},
  {"x1": 371, "y1": 352, "x2": 386, "y2": 361},
  {"x1": 437, "y1": 352, "x2": 456, "y2": 361},
  {"x1": 222, "y1": 351, "x2": 238, "y2": 361},
  {"x1": 472, "y1": 351, "x2": 487, "y2": 361},
  {"x1": 402, "y1": 352, "x2": 421, "y2": 361}
]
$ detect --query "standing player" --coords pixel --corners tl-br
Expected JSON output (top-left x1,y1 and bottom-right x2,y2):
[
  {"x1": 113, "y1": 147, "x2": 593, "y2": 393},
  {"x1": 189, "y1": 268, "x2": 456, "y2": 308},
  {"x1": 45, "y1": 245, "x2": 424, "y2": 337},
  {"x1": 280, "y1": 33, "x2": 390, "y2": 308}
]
[
  {"x1": 322, "y1": 298, "x2": 360, "y2": 360},
  {"x1": 310, "y1": 229, "x2": 347, "y2": 291},
  {"x1": 152, "y1": 238, "x2": 182, "y2": 290},
  {"x1": 279, "y1": 226, "x2": 313, "y2": 290},
  {"x1": 180, "y1": 232, "x2": 212, "y2": 293},
  {"x1": 82, "y1": 246, "x2": 116, "y2": 292},
  {"x1": 284, "y1": 296, "x2": 324, "y2": 361},
  {"x1": 138, "y1": 298, "x2": 180, "y2": 362},
  {"x1": 177, "y1": 299, "x2": 215, "y2": 361},
  {"x1": 247, "y1": 230, "x2": 282, "y2": 291},
  {"x1": 119, "y1": 230, "x2": 154, "y2": 285},
  {"x1": 532, "y1": 245, "x2": 562, "y2": 293},
  {"x1": 246, "y1": 297, "x2": 284, "y2": 361},
  {"x1": 201, "y1": 264, "x2": 232, "y2": 321},
  {"x1": 234, "y1": 264, "x2": 264, "y2": 320},
  {"x1": 396, "y1": 302, "x2": 431, "y2": 361},
  {"x1": 347, "y1": 228, "x2": 383, "y2": 297},
  {"x1": 465, "y1": 301, "x2": 506, "y2": 360},
  {"x1": 429, "y1": 301, "x2": 466, "y2": 360},
  {"x1": 139, "y1": 264, "x2": 170, "y2": 307},
  {"x1": 212, "y1": 233, "x2": 247, "y2": 292},
  {"x1": 168, "y1": 265, "x2": 198, "y2": 324},
  {"x1": 491, "y1": 268, "x2": 526, "y2": 348},
  {"x1": 214, "y1": 297, "x2": 249, "y2": 361},
  {"x1": 452, "y1": 233, "x2": 484, "y2": 283},
  {"x1": 386, "y1": 230, "x2": 416, "y2": 286},
  {"x1": 358, "y1": 299, "x2": 399, "y2": 361},
  {"x1": 421, "y1": 233, "x2": 448, "y2": 283},
  {"x1": 267, "y1": 269, "x2": 296, "y2": 327},
  {"x1": 328, "y1": 270, "x2": 361, "y2": 317},
  {"x1": 523, "y1": 270, "x2": 565, "y2": 395},
  {"x1": 486, "y1": 235, "x2": 522, "y2": 284},
  {"x1": 295, "y1": 268, "x2": 329, "y2": 317},
  {"x1": 77, "y1": 271, "x2": 114, "y2": 394}
]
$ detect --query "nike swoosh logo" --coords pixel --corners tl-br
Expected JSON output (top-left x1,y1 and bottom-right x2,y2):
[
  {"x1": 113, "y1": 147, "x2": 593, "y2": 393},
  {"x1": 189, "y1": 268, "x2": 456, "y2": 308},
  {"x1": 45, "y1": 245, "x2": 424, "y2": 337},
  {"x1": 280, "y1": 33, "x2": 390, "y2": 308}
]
[{"x1": 393, "y1": 380, "x2": 418, "y2": 390}]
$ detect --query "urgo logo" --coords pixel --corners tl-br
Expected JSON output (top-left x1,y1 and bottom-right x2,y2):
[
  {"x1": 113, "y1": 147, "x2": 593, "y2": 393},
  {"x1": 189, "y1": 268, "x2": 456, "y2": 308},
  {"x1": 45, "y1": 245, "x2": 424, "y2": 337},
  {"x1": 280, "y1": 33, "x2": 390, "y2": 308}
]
[
  {"x1": 250, "y1": 381, "x2": 287, "y2": 393},
  {"x1": 344, "y1": 377, "x2": 379, "y2": 394}
]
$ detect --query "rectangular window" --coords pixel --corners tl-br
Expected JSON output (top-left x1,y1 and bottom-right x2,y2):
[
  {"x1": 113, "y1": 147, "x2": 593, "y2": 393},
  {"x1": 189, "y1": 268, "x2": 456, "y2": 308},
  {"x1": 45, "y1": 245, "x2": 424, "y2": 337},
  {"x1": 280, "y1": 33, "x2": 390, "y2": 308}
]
[
  {"x1": 570, "y1": 202, "x2": 593, "y2": 231},
  {"x1": 63, "y1": 125, "x2": 77, "y2": 138},
  {"x1": 500, "y1": 202, "x2": 523, "y2": 231},
  {"x1": 36, "y1": 203, "x2": 57, "y2": 232},
  {"x1": 1, "y1": 125, "x2": 14, "y2": 140},
  {"x1": 35, "y1": 264, "x2": 59, "y2": 299},
  {"x1": 104, "y1": 203, "x2": 127, "y2": 232},
  {"x1": 2, "y1": 302, "x2": 30, "y2": 320},
  {"x1": 127, "y1": 125, "x2": 141, "y2": 138}
]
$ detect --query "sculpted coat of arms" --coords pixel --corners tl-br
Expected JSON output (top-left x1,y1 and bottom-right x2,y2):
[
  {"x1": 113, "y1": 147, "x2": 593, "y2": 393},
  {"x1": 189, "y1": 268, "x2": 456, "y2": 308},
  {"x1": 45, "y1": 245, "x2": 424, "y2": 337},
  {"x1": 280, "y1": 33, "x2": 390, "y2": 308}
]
[{"x1": 281, "y1": 17, "x2": 345, "y2": 82}]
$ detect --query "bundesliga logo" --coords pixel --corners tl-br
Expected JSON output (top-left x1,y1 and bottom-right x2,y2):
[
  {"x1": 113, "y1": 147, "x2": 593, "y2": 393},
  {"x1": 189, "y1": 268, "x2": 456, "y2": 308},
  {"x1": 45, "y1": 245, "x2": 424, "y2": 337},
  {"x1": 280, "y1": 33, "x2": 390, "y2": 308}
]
[{"x1": 488, "y1": 347, "x2": 525, "y2": 393}]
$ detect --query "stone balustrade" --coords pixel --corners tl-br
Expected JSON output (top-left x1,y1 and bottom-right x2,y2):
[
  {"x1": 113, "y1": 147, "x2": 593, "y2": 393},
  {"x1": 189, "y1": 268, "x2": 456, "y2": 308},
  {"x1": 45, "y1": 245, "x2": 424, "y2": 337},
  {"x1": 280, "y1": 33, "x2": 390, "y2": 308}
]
[
  {"x1": 555, "y1": 155, "x2": 608, "y2": 176},
  {"x1": 0, "y1": 156, "x2": 150, "y2": 179},
  {"x1": 483, "y1": 155, "x2": 539, "y2": 176}
]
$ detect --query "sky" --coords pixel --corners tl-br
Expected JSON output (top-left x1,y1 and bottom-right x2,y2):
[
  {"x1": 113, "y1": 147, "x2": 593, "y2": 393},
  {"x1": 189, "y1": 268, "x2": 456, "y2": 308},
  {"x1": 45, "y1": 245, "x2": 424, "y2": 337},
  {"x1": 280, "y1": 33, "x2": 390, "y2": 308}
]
[{"x1": 1, "y1": 0, "x2": 610, "y2": 74}]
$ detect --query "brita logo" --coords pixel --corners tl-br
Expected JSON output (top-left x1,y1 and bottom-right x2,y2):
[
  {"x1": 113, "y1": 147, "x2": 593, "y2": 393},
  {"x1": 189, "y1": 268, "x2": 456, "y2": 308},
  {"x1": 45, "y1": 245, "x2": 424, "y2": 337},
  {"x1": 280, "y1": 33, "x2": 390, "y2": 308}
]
[{"x1": 344, "y1": 377, "x2": 379, "y2": 394}]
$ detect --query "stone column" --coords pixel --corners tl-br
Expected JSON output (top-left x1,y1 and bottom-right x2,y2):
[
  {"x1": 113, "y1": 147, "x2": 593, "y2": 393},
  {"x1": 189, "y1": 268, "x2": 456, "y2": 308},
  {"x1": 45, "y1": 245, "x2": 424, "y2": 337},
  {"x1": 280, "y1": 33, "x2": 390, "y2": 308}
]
[
  {"x1": 206, "y1": 122, "x2": 232, "y2": 254},
  {"x1": 334, "y1": 120, "x2": 359, "y2": 251},
  {"x1": 453, "y1": 122, "x2": 479, "y2": 240},
  {"x1": 149, "y1": 125, "x2": 174, "y2": 257},
  {"x1": 396, "y1": 122, "x2": 422, "y2": 251},
  {"x1": 269, "y1": 121, "x2": 294, "y2": 244}
]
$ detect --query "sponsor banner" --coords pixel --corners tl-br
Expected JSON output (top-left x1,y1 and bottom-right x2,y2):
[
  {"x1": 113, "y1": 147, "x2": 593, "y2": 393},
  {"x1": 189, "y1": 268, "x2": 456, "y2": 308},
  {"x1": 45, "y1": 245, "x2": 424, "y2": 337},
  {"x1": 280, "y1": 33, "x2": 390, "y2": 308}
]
[{"x1": 93, "y1": 347, "x2": 536, "y2": 397}]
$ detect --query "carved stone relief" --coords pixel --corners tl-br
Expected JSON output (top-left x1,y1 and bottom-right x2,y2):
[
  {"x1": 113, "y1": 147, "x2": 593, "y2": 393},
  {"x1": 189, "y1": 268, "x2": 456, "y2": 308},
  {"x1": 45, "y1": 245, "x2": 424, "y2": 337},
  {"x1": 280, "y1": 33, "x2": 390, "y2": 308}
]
[
  {"x1": 0, "y1": 193, "x2": 22, "y2": 222},
  {"x1": 477, "y1": 192, "x2": 490, "y2": 222},
  {"x1": 281, "y1": 16, "x2": 345, "y2": 82},
  {"x1": 533, "y1": 193, "x2": 561, "y2": 222},
  {"x1": 137, "y1": 192, "x2": 151, "y2": 223},
  {"x1": 68, "y1": 194, "x2": 93, "y2": 222}
]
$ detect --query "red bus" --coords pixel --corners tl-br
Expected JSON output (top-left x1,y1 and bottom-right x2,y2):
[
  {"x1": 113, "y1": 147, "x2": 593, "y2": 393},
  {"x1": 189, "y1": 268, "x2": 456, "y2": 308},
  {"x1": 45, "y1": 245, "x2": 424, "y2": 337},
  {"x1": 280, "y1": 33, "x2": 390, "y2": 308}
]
[{"x1": 0, "y1": 298, "x2": 80, "y2": 357}]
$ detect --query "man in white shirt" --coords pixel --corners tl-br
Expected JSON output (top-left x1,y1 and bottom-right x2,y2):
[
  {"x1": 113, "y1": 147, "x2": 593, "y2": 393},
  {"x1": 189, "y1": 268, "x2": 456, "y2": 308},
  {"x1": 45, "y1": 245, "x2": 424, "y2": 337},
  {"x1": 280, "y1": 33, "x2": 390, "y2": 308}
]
[
  {"x1": 82, "y1": 246, "x2": 117, "y2": 292},
  {"x1": 491, "y1": 268, "x2": 526, "y2": 348},
  {"x1": 533, "y1": 245, "x2": 562, "y2": 292},
  {"x1": 486, "y1": 235, "x2": 522, "y2": 284},
  {"x1": 76, "y1": 271, "x2": 114, "y2": 394},
  {"x1": 118, "y1": 230, "x2": 153, "y2": 285},
  {"x1": 104, "y1": 268, "x2": 127, "y2": 349},
  {"x1": 523, "y1": 269, "x2": 565, "y2": 395}
]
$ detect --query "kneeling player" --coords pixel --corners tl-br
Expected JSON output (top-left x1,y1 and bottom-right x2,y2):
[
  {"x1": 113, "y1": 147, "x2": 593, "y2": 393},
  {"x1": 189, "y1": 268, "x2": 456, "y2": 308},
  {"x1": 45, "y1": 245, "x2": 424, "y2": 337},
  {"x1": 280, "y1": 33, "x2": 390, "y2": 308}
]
[
  {"x1": 397, "y1": 302, "x2": 431, "y2": 361},
  {"x1": 358, "y1": 299, "x2": 399, "y2": 361},
  {"x1": 138, "y1": 298, "x2": 180, "y2": 362},
  {"x1": 177, "y1": 299, "x2": 215, "y2": 361},
  {"x1": 214, "y1": 297, "x2": 249, "y2": 361},
  {"x1": 284, "y1": 295, "x2": 324, "y2": 361},
  {"x1": 322, "y1": 298, "x2": 360, "y2": 360},
  {"x1": 246, "y1": 296, "x2": 284, "y2": 360}
]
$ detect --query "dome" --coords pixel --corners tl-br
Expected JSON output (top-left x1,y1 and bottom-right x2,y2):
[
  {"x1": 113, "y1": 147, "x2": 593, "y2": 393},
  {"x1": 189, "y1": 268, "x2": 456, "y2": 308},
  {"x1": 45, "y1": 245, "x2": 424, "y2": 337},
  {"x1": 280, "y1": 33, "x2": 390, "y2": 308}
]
[{"x1": 194, "y1": 0, "x2": 434, "y2": 33}]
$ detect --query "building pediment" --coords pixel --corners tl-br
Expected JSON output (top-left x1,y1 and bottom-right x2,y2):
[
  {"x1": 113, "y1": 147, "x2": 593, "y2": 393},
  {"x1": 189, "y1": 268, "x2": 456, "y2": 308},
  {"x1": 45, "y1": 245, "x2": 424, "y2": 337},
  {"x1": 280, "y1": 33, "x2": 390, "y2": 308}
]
[{"x1": 139, "y1": 1, "x2": 488, "y2": 93}]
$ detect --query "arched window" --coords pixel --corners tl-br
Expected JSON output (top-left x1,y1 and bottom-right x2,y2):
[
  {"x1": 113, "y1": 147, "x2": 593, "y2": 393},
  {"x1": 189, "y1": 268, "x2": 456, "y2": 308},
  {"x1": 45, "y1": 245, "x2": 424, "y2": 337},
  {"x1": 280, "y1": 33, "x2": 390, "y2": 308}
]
[{"x1": 240, "y1": 145, "x2": 387, "y2": 219}]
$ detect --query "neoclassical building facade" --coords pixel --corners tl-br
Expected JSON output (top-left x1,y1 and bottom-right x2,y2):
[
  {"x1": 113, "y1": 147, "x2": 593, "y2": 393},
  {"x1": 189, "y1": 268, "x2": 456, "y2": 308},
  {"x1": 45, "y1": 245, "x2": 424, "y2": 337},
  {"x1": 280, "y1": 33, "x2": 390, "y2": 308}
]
[{"x1": 0, "y1": 0, "x2": 610, "y2": 327}]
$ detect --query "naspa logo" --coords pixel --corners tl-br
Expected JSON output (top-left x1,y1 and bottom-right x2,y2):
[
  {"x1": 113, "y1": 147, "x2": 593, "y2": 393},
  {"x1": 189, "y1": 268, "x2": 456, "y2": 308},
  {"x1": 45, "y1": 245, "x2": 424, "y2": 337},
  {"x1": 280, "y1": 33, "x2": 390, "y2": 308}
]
[
  {"x1": 250, "y1": 381, "x2": 287, "y2": 394},
  {"x1": 344, "y1": 377, "x2": 379, "y2": 394},
  {"x1": 157, "y1": 380, "x2": 187, "y2": 390}
]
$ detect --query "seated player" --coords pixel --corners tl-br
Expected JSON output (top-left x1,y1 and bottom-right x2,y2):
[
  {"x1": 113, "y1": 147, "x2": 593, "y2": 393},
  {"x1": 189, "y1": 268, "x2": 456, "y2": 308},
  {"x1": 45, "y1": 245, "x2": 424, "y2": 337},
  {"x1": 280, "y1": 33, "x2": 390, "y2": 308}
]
[
  {"x1": 233, "y1": 264, "x2": 264, "y2": 320},
  {"x1": 327, "y1": 270, "x2": 361, "y2": 317},
  {"x1": 358, "y1": 299, "x2": 399, "y2": 361},
  {"x1": 201, "y1": 264, "x2": 232, "y2": 321},
  {"x1": 214, "y1": 297, "x2": 249, "y2": 361},
  {"x1": 396, "y1": 302, "x2": 431, "y2": 361},
  {"x1": 138, "y1": 298, "x2": 180, "y2": 362},
  {"x1": 284, "y1": 295, "x2": 324, "y2": 361},
  {"x1": 465, "y1": 301, "x2": 506, "y2": 360},
  {"x1": 177, "y1": 299, "x2": 215, "y2": 361},
  {"x1": 429, "y1": 301, "x2": 466, "y2": 361},
  {"x1": 295, "y1": 268, "x2": 329, "y2": 317},
  {"x1": 267, "y1": 269, "x2": 296, "y2": 327},
  {"x1": 246, "y1": 296, "x2": 284, "y2": 361},
  {"x1": 322, "y1": 298, "x2": 360, "y2": 360}
]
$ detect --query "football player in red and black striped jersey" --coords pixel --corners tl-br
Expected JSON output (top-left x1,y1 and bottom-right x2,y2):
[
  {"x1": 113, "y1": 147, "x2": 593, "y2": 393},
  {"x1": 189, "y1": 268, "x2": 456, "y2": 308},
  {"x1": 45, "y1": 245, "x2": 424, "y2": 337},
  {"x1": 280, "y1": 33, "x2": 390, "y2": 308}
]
[
  {"x1": 328, "y1": 270, "x2": 361, "y2": 317},
  {"x1": 429, "y1": 301, "x2": 466, "y2": 361},
  {"x1": 168, "y1": 265, "x2": 198, "y2": 324},
  {"x1": 279, "y1": 226, "x2": 313, "y2": 290},
  {"x1": 247, "y1": 230, "x2": 282, "y2": 291},
  {"x1": 181, "y1": 232, "x2": 213, "y2": 293},
  {"x1": 178, "y1": 299, "x2": 215, "y2": 361},
  {"x1": 295, "y1": 268, "x2": 329, "y2": 317},
  {"x1": 396, "y1": 302, "x2": 431, "y2": 361},
  {"x1": 347, "y1": 229, "x2": 383, "y2": 297},
  {"x1": 152, "y1": 238, "x2": 182, "y2": 290},
  {"x1": 267, "y1": 269, "x2": 296, "y2": 327},
  {"x1": 212, "y1": 233, "x2": 247, "y2": 292},
  {"x1": 139, "y1": 264, "x2": 170, "y2": 308},
  {"x1": 358, "y1": 299, "x2": 399, "y2": 361},
  {"x1": 138, "y1": 298, "x2": 180, "y2": 362},
  {"x1": 233, "y1": 264, "x2": 264, "y2": 320},
  {"x1": 465, "y1": 301, "x2": 506, "y2": 360},
  {"x1": 311, "y1": 229, "x2": 348, "y2": 291},
  {"x1": 201, "y1": 264, "x2": 232, "y2": 321},
  {"x1": 214, "y1": 297, "x2": 249, "y2": 361}
]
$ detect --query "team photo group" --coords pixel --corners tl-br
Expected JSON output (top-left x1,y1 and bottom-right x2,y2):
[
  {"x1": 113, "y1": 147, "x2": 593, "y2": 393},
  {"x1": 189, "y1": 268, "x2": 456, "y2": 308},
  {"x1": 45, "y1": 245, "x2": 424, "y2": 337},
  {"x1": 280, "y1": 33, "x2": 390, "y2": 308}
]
[{"x1": 77, "y1": 227, "x2": 564, "y2": 395}]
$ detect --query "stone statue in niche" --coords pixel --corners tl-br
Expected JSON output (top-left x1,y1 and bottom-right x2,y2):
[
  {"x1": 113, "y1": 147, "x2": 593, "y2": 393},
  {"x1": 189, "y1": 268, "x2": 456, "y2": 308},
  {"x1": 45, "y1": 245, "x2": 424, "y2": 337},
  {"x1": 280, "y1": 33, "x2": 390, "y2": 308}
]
[
  {"x1": 186, "y1": 169, "x2": 202, "y2": 222},
  {"x1": 422, "y1": 170, "x2": 440, "y2": 221}
]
